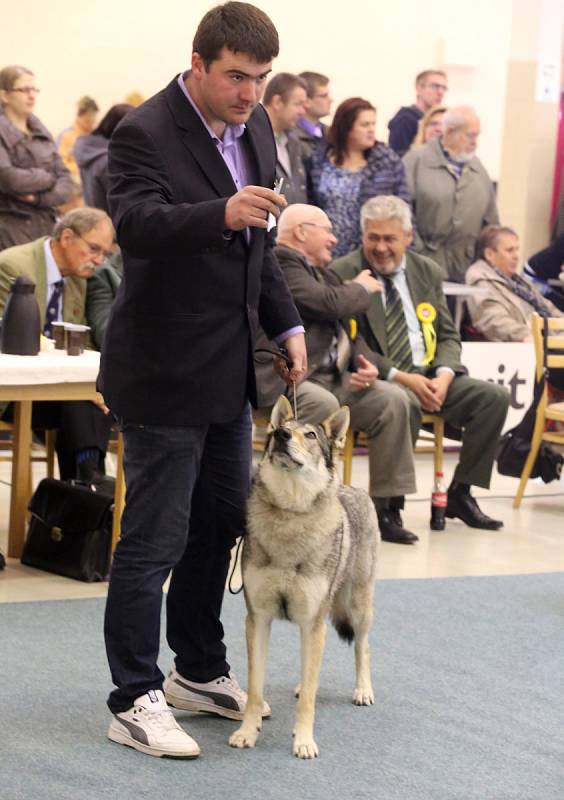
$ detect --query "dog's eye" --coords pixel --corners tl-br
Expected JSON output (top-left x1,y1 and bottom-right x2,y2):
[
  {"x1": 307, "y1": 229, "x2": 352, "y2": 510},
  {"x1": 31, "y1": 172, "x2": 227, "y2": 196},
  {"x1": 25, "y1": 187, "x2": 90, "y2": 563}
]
[{"x1": 304, "y1": 431, "x2": 317, "y2": 439}]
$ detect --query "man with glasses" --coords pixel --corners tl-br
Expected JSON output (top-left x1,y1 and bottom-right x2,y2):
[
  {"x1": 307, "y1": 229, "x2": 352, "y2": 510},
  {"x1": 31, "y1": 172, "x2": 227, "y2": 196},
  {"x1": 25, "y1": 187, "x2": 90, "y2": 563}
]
[
  {"x1": 296, "y1": 71, "x2": 332, "y2": 157},
  {"x1": 0, "y1": 207, "x2": 115, "y2": 490},
  {"x1": 388, "y1": 70, "x2": 448, "y2": 156},
  {"x1": 255, "y1": 203, "x2": 421, "y2": 545}
]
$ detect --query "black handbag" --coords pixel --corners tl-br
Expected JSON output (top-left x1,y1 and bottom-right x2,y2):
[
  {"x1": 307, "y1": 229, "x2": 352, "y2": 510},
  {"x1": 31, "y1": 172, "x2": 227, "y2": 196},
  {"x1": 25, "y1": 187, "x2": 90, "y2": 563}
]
[
  {"x1": 22, "y1": 479, "x2": 113, "y2": 581},
  {"x1": 496, "y1": 328, "x2": 563, "y2": 483}
]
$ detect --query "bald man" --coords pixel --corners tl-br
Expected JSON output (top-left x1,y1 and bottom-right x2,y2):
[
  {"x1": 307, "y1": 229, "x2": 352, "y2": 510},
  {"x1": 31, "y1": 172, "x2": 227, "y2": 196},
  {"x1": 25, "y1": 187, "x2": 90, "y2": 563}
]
[
  {"x1": 255, "y1": 204, "x2": 420, "y2": 545},
  {"x1": 403, "y1": 105, "x2": 499, "y2": 282}
]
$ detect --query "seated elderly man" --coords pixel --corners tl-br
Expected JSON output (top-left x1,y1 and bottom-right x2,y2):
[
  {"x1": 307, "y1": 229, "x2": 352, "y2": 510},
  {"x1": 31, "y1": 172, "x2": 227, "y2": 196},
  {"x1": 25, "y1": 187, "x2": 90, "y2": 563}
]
[
  {"x1": 466, "y1": 226, "x2": 564, "y2": 341},
  {"x1": 331, "y1": 195, "x2": 510, "y2": 530},
  {"x1": 466, "y1": 226, "x2": 564, "y2": 390},
  {"x1": 255, "y1": 203, "x2": 420, "y2": 544},
  {"x1": 0, "y1": 207, "x2": 115, "y2": 489},
  {"x1": 403, "y1": 106, "x2": 499, "y2": 283}
]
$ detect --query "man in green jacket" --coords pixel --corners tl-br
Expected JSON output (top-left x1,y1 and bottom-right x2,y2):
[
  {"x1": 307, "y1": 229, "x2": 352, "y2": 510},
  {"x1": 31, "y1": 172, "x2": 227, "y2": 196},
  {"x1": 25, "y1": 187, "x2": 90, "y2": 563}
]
[
  {"x1": 331, "y1": 195, "x2": 509, "y2": 530},
  {"x1": 0, "y1": 207, "x2": 115, "y2": 487}
]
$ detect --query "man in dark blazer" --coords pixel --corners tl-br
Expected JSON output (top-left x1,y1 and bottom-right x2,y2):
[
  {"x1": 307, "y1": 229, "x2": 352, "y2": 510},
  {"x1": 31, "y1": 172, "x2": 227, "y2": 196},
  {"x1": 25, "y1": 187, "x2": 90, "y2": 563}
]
[
  {"x1": 331, "y1": 195, "x2": 509, "y2": 532},
  {"x1": 101, "y1": 3, "x2": 306, "y2": 760}
]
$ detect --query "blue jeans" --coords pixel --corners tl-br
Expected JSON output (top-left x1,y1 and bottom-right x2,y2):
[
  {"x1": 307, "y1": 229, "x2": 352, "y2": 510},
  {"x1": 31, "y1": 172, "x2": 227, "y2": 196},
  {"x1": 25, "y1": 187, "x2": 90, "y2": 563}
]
[{"x1": 104, "y1": 405, "x2": 252, "y2": 713}]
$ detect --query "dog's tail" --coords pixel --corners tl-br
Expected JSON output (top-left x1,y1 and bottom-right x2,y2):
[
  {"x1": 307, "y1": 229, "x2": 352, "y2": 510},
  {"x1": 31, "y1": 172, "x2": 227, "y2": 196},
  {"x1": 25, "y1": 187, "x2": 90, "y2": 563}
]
[{"x1": 333, "y1": 616, "x2": 355, "y2": 644}]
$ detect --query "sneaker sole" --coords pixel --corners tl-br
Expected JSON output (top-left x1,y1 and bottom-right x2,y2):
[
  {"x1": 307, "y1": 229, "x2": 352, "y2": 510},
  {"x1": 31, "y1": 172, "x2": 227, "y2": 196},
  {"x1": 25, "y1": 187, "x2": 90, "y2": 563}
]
[
  {"x1": 107, "y1": 724, "x2": 200, "y2": 759},
  {"x1": 165, "y1": 690, "x2": 271, "y2": 721}
]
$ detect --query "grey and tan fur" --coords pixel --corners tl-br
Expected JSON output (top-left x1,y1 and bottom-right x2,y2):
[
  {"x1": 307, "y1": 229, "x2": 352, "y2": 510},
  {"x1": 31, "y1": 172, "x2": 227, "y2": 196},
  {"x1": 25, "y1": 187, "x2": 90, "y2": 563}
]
[{"x1": 229, "y1": 396, "x2": 380, "y2": 759}]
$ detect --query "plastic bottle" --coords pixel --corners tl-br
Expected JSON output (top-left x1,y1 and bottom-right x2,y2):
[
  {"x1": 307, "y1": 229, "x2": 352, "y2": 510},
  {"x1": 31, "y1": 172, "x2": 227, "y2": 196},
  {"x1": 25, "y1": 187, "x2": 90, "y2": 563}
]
[
  {"x1": 0, "y1": 275, "x2": 41, "y2": 355},
  {"x1": 430, "y1": 470, "x2": 447, "y2": 530}
]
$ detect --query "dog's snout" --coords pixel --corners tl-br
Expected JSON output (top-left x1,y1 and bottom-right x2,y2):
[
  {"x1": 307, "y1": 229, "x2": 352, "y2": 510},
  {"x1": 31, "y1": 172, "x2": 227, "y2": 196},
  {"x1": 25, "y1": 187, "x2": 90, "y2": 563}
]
[{"x1": 274, "y1": 427, "x2": 292, "y2": 443}]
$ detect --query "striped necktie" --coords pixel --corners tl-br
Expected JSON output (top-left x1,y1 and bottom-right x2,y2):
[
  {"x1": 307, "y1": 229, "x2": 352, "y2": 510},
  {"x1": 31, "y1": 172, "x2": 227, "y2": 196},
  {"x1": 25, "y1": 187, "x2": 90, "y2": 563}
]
[
  {"x1": 44, "y1": 280, "x2": 64, "y2": 336},
  {"x1": 383, "y1": 276, "x2": 413, "y2": 372}
]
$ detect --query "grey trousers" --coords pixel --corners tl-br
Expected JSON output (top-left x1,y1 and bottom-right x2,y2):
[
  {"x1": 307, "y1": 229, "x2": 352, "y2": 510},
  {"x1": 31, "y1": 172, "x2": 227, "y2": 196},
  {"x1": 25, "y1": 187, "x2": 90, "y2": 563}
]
[
  {"x1": 283, "y1": 376, "x2": 417, "y2": 500},
  {"x1": 402, "y1": 375, "x2": 509, "y2": 489}
]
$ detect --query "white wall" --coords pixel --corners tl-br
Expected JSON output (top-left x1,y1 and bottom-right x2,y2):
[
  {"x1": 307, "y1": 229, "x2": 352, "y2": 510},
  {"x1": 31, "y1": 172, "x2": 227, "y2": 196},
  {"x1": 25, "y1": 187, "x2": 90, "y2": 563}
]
[{"x1": 2, "y1": 0, "x2": 514, "y2": 178}]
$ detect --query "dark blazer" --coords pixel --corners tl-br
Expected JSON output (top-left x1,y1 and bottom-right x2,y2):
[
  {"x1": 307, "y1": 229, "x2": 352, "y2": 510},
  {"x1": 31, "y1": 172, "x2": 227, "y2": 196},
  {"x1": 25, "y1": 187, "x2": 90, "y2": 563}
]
[
  {"x1": 255, "y1": 244, "x2": 374, "y2": 407},
  {"x1": 100, "y1": 77, "x2": 301, "y2": 425},
  {"x1": 330, "y1": 248, "x2": 465, "y2": 377}
]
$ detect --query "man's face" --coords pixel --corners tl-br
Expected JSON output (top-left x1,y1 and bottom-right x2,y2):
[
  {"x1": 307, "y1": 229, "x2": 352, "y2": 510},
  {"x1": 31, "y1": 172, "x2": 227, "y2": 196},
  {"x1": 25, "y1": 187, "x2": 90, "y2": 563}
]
[
  {"x1": 362, "y1": 218, "x2": 412, "y2": 274},
  {"x1": 485, "y1": 233, "x2": 520, "y2": 277},
  {"x1": 191, "y1": 47, "x2": 272, "y2": 126},
  {"x1": 275, "y1": 86, "x2": 307, "y2": 130},
  {"x1": 304, "y1": 82, "x2": 332, "y2": 120},
  {"x1": 299, "y1": 212, "x2": 337, "y2": 267},
  {"x1": 445, "y1": 116, "x2": 481, "y2": 159},
  {"x1": 417, "y1": 73, "x2": 448, "y2": 109},
  {"x1": 59, "y1": 220, "x2": 114, "y2": 278}
]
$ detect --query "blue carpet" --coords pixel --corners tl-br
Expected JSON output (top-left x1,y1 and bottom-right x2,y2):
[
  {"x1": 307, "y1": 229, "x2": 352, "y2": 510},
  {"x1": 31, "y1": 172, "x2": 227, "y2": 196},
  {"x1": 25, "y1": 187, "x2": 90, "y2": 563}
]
[{"x1": 1, "y1": 573, "x2": 564, "y2": 800}]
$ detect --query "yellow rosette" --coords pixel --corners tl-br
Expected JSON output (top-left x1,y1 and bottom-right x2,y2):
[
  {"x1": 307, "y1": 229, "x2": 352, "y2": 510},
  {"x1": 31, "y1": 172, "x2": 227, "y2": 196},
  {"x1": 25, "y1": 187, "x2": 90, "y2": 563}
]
[{"x1": 416, "y1": 302, "x2": 437, "y2": 365}]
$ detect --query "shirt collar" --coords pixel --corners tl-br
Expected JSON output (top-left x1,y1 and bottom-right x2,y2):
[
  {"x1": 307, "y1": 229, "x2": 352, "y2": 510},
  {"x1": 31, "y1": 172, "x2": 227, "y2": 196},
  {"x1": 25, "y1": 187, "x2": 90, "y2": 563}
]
[
  {"x1": 362, "y1": 250, "x2": 407, "y2": 278},
  {"x1": 43, "y1": 239, "x2": 63, "y2": 286},
  {"x1": 177, "y1": 72, "x2": 246, "y2": 145},
  {"x1": 298, "y1": 117, "x2": 322, "y2": 138}
]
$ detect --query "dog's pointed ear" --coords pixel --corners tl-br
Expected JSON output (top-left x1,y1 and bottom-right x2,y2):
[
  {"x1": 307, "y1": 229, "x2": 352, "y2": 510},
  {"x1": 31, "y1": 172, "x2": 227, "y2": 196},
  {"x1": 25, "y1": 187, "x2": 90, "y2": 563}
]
[
  {"x1": 268, "y1": 395, "x2": 294, "y2": 433},
  {"x1": 323, "y1": 405, "x2": 350, "y2": 450}
]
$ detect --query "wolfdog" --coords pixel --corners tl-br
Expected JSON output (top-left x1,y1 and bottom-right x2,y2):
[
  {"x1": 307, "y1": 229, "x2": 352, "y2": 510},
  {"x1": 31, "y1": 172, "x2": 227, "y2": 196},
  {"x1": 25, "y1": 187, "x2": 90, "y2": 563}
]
[{"x1": 229, "y1": 395, "x2": 379, "y2": 759}]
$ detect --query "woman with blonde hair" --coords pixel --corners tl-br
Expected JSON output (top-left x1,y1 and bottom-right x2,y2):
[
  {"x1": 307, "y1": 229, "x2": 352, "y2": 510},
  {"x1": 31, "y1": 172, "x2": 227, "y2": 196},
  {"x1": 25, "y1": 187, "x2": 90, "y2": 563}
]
[
  {"x1": 410, "y1": 104, "x2": 447, "y2": 149},
  {"x1": 0, "y1": 65, "x2": 73, "y2": 249}
]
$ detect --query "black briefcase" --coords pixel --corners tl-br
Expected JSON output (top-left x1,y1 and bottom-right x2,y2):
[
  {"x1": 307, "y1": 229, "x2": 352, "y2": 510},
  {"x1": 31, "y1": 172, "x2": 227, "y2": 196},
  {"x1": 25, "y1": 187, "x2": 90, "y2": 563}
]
[{"x1": 22, "y1": 479, "x2": 113, "y2": 582}]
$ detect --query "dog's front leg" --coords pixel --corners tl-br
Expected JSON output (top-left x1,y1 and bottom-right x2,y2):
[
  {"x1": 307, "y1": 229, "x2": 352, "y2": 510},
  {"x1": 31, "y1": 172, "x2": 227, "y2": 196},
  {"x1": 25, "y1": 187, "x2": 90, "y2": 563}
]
[
  {"x1": 229, "y1": 612, "x2": 271, "y2": 750},
  {"x1": 293, "y1": 619, "x2": 326, "y2": 759}
]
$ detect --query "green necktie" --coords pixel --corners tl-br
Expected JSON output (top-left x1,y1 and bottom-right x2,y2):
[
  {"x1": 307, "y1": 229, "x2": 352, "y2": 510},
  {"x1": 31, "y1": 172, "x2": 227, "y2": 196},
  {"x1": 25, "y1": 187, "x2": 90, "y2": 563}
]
[{"x1": 383, "y1": 276, "x2": 413, "y2": 372}]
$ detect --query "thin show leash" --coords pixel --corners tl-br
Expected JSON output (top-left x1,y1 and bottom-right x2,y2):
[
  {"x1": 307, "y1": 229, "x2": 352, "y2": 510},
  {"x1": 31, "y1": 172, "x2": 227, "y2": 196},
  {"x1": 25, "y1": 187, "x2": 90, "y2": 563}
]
[{"x1": 228, "y1": 347, "x2": 298, "y2": 595}]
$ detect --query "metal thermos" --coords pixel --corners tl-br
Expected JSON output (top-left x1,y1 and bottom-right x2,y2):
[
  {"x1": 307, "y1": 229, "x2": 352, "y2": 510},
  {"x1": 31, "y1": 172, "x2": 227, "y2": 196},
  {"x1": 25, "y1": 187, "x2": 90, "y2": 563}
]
[{"x1": 0, "y1": 274, "x2": 41, "y2": 355}]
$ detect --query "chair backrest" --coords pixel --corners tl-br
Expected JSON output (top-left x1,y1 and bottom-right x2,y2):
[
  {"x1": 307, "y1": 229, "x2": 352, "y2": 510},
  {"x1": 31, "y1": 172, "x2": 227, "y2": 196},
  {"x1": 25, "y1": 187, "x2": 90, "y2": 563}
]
[{"x1": 531, "y1": 313, "x2": 564, "y2": 381}]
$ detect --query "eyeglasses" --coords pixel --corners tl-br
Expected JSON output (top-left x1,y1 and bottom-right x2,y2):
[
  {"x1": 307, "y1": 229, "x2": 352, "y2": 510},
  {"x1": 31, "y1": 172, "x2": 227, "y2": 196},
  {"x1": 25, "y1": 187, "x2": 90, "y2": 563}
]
[
  {"x1": 76, "y1": 234, "x2": 113, "y2": 260},
  {"x1": 8, "y1": 87, "x2": 40, "y2": 95},
  {"x1": 428, "y1": 83, "x2": 448, "y2": 92},
  {"x1": 300, "y1": 222, "x2": 334, "y2": 234}
]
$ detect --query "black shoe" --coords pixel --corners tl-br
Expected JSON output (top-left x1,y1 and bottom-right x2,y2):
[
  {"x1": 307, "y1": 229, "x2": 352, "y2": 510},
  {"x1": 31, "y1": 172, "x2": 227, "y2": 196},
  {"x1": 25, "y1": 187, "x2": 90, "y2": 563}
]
[
  {"x1": 445, "y1": 492, "x2": 503, "y2": 530},
  {"x1": 77, "y1": 458, "x2": 115, "y2": 497},
  {"x1": 0, "y1": 551, "x2": 5, "y2": 570},
  {"x1": 376, "y1": 508, "x2": 419, "y2": 545}
]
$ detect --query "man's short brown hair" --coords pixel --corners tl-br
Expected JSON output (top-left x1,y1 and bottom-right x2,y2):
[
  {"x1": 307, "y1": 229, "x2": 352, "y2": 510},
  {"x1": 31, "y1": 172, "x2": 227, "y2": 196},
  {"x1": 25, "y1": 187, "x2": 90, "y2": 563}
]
[
  {"x1": 263, "y1": 73, "x2": 307, "y2": 106},
  {"x1": 298, "y1": 71, "x2": 329, "y2": 99},
  {"x1": 415, "y1": 69, "x2": 447, "y2": 87},
  {"x1": 192, "y1": 2, "x2": 279, "y2": 68}
]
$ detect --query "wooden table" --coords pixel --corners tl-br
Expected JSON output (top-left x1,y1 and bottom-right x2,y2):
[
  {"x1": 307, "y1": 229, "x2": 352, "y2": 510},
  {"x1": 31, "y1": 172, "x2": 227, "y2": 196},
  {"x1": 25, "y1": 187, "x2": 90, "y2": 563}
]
[{"x1": 0, "y1": 350, "x2": 115, "y2": 558}]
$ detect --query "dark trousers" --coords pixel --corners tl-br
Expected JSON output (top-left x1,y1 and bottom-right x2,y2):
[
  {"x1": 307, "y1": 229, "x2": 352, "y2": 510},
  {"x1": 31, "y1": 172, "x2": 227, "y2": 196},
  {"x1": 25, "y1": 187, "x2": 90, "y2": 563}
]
[
  {"x1": 1, "y1": 400, "x2": 112, "y2": 478},
  {"x1": 104, "y1": 405, "x2": 252, "y2": 713}
]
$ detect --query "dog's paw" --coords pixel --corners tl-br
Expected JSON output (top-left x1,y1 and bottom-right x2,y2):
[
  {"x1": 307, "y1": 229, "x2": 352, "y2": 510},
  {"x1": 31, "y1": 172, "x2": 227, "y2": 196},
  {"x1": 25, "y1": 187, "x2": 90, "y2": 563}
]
[
  {"x1": 229, "y1": 725, "x2": 259, "y2": 749},
  {"x1": 293, "y1": 734, "x2": 319, "y2": 759},
  {"x1": 352, "y1": 686, "x2": 374, "y2": 706}
]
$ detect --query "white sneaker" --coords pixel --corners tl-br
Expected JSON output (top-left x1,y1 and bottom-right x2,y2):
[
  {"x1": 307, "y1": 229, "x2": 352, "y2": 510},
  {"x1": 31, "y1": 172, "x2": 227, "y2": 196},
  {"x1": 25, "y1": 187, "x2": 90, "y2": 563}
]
[
  {"x1": 164, "y1": 669, "x2": 271, "y2": 721},
  {"x1": 108, "y1": 689, "x2": 201, "y2": 759}
]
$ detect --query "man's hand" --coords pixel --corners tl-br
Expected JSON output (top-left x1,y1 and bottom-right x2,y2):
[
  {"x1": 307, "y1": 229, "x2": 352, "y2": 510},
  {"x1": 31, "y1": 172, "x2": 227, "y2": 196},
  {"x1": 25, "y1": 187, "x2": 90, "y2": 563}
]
[
  {"x1": 224, "y1": 186, "x2": 287, "y2": 231},
  {"x1": 393, "y1": 371, "x2": 442, "y2": 412},
  {"x1": 428, "y1": 371, "x2": 454, "y2": 409},
  {"x1": 274, "y1": 332, "x2": 307, "y2": 386},
  {"x1": 351, "y1": 270, "x2": 383, "y2": 294},
  {"x1": 92, "y1": 392, "x2": 110, "y2": 415},
  {"x1": 349, "y1": 353, "x2": 379, "y2": 391}
]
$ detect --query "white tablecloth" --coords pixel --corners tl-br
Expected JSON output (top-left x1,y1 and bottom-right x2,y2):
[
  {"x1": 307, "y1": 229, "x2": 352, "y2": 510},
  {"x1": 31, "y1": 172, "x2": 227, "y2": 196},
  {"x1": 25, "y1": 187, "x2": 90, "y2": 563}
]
[{"x1": 0, "y1": 350, "x2": 100, "y2": 385}]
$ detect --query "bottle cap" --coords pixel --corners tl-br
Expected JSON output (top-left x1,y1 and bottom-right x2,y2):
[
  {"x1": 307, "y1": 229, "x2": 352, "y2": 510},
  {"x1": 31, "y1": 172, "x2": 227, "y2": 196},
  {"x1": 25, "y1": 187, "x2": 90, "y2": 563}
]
[{"x1": 10, "y1": 275, "x2": 36, "y2": 295}]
